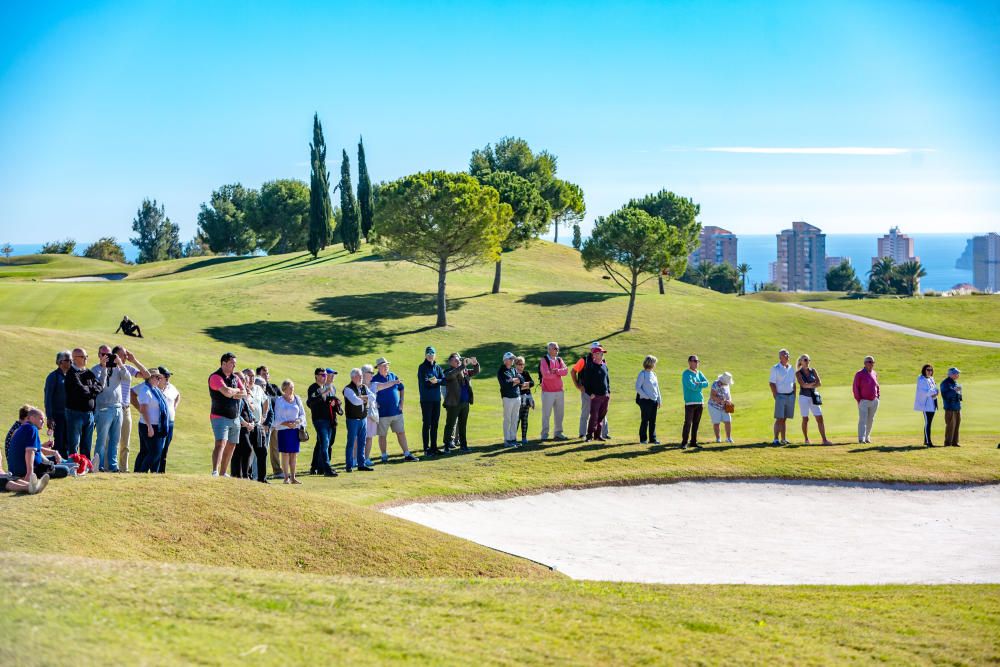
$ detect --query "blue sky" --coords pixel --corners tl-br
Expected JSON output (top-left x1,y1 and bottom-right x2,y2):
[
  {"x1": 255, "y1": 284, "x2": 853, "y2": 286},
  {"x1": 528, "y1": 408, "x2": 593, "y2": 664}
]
[{"x1": 1, "y1": 0, "x2": 998, "y2": 244}]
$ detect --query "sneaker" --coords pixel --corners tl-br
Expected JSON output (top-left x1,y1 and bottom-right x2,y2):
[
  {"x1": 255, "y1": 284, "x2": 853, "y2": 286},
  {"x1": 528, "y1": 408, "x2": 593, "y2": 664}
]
[
  {"x1": 520, "y1": 438, "x2": 528, "y2": 446},
  {"x1": 504, "y1": 440, "x2": 517, "y2": 448},
  {"x1": 211, "y1": 470, "x2": 219, "y2": 477},
  {"x1": 725, "y1": 438, "x2": 734, "y2": 444},
  {"x1": 380, "y1": 454, "x2": 389, "y2": 464},
  {"x1": 30, "y1": 473, "x2": 50, "y2": 495},
  {"x1": 345, "y1": 468, "x2": 353, "y2": 473},
  {"x1": 459, "y1": 445, "x2": 469, "y2": 452},
  {"x1": 323, "y1": 470, "x2": 338, "y2": 477},
  {"x1": 28, "y1": 473, "x2": 38, "y2": 494},
  {"x1": 864, "y1": 438, "x2": 872, "y2": 444},
  {"x1": 364, "y1": 458, "x2": 374, "y2": 467},
  {"x1": 715, "y1": 437, "x2": 721, "y2": 443},
  {"x1": 403, "y1": 453, "x2": 419, "y2": 462},
  {"x1": 594, "y1": 435, "x2": 606, "y2": 442},
  {"x1": 359, "y1": 465, "x2": 374, "y2": 471},
  {"x1": 554, "y1": 434, "x2": 570, "y2": 441},
  {"x1": 772, "y1": 439, "x2": 781, "y2": 446},
  {"x1": 780, "y1": 440, "x2": 790, "y2": 445},
  {"x1": 443, "y1": 444, "x2": 456, "y2": 453},
  {"x1": 639, "y1": 440, "x2": 647, "y2": 445},
  {"x1": 651, "y1": 439, "x2": 661, "y2": 445}
]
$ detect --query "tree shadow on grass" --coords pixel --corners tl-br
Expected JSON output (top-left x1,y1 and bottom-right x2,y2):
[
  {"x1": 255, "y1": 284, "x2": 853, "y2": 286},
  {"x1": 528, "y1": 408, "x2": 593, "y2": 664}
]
[
  {"x1": 586, "y1": 443, "x2": 685, "y2": 462},
  {"x1": 517, "y1": 291, "x2": 621, "y2": 307},
  {"x1": 174, "y1": 256, "x2": 248, "y2": 274},
  {"x1": 311, "y1": 292, "x2": 464, "y2": 322}
]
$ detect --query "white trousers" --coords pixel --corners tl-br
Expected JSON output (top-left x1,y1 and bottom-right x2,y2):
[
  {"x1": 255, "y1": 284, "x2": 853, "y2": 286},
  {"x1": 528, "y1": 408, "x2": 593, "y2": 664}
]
[{"x1": 502, "y1": 397, "x2": 521, "y2": 441}]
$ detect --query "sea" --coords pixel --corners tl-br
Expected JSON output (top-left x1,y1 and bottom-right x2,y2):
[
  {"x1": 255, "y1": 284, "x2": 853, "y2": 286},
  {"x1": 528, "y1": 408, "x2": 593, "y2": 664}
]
[{"x1": 6, "y1": 234, "x2": 982, "y2": 293}]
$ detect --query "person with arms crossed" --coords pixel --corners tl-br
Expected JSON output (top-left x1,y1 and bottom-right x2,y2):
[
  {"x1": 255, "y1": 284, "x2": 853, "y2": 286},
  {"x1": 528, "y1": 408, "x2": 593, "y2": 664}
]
[{"x1": 768, "y1": 349, "x2": 796, "y2": 446}]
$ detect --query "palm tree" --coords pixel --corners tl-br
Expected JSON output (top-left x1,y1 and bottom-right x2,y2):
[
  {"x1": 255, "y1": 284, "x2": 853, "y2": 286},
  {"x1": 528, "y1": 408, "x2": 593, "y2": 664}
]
[
  {"x1": 694, "y1": 261, "x2": 714, "y2": 288},
  {"x1": 736, "y1": 262, "x2": 751, "y2": 295},
  {"x1": 895, "y1": 260, "x2": 927, "y2": 296},
  {"x1": 867, "y1": 256, "x2": 896, "y2": 294}
]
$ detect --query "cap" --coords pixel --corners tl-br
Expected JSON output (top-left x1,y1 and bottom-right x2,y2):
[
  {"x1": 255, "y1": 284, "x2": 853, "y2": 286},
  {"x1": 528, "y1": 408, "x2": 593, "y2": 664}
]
[
  {"x1": 590, "y1": 341, "x2": 606, "y2": 352},
  {"x1": 254, "y1": 377, "x2": 266, "y2": 387},
  {"x1": 375, "y1": 357, "x2": 390, "y2": 367},
  {"x1": 503, "y1": 351, "x2": 516, "y2": 361},
  {"x1": 948, "y1": 367, "x2": 961, "y2": 375},
  {"x1": 425, "y1": 346, "x2": 436, "y2": 355},
  {"x1": 157, "y1": 366, "x2": 172, "y2": 377},
  {"x1": 326, "y1": 368, "x2": 338, "y2": 375}
]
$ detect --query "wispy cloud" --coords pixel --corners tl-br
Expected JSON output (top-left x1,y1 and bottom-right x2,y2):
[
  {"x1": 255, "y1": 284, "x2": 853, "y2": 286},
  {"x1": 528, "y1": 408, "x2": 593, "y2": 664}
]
[{"x1": 683, "y1": 147, "x2": 935, "y2": 156}]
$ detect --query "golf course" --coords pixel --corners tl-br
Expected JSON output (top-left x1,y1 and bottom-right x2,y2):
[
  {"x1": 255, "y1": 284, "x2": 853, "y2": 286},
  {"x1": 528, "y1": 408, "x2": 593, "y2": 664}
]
[{"x1": 1, "y1": 242, "x2": 998, "y2": 665}]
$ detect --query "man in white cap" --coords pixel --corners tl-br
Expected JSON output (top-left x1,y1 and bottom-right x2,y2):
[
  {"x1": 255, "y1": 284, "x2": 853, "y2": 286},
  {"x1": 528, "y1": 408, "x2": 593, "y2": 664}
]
[
  {"x1": 571, "y1": 342, "x2": 611, "y2": 439},
  {"x1": 497, "y1": 352, "x2": 522, "y2": 447},
  {"x1": 538, "y1": 342, "x2": 570, "y2": 441},
  {"x1": 372, "y1": 357, "x2": 418, "y2": 462}
]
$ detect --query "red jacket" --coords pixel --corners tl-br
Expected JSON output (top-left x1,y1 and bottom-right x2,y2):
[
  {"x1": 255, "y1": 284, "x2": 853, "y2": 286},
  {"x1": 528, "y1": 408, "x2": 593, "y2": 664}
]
[
  {"x1": 68, "y1": 453, "x2": 93, "y2": 474},
  {"x1": 852, "y1": 369, "x2": 880, "y2": 402}
]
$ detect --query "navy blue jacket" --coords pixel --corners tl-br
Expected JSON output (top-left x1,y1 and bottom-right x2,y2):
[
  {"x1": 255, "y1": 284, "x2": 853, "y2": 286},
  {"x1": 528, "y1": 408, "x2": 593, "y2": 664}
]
[
  {"x1": 44, "y1": 369, "x2": 67, "y2": 419},
  {"x1": 940, "y1": 377, "x2": 962, "y2": 412},
  {"x1": 417, "y1": 360, "x2": 445, "y2": 403}
]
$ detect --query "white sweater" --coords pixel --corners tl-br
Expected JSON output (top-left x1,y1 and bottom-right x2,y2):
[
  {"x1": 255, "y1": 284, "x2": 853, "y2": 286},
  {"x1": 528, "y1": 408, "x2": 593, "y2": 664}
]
[{"x1": 273, "y1": 394, "x2": 305, "y2": 430}]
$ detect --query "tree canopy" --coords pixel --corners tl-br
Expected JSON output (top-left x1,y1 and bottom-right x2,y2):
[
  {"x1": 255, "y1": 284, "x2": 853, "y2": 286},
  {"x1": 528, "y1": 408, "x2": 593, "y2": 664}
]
[
  {"x1": 373, "y1": 171, "x2": 513, "y2": 327},
  {"x1": 338, "y1": 149, "x2": 362, "y2": 253},
  {"x1": 196, "y1": 185, "x2": 257, "y2": 256},
  {"x1": 357, "y1": 137, "x2": 374, "y2": 241},
  {"x1": 40, "y1": 239, "x2": 77, "y2": 254},
  {"x1": 826, "y1": 259, "x2": 862, "y2": 292},
  {"x1": 132, "y1": 199, "x2": 182, "y2": 263},
  {"x1": 252, "y1": 179, "x2": 310, "y2": 254},
  {"x1": 308, "y1": 113, "x2": 333, "y2": 257},
  {"x1": 82, "y1": 237, "x2": 127, "y2": 263}
]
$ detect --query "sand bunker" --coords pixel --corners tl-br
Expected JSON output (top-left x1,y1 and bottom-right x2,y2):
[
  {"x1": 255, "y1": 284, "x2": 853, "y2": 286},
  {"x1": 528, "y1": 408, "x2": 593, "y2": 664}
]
[
  {"x1": 386, "y1": 480, "x2": 1000, "y2": 584},
  {"x1": 43, "y1": 273, "x2": 127, "y2": 282}
]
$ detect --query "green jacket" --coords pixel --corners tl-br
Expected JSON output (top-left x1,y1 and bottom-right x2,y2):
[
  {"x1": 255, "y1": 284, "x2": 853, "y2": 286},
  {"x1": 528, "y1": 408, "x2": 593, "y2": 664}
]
[{"x1": 681, "y1": 369, "x2": 709, "y2": 404}]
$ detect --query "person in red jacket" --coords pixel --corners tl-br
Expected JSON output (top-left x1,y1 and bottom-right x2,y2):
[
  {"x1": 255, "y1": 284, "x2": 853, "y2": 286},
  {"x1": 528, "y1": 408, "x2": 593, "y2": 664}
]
[
  {"x1": 852, "y1": 355, "x2": 880, "y2": 444},
  {"x1": 538, "y1": 342, "x2": 570, "y2": 441}
]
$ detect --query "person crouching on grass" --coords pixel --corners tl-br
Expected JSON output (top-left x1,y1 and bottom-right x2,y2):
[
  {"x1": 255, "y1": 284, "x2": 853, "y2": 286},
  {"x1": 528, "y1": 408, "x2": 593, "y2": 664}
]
[{"x1": 273, "y1": 380, "x2": 306, "y2": 484}]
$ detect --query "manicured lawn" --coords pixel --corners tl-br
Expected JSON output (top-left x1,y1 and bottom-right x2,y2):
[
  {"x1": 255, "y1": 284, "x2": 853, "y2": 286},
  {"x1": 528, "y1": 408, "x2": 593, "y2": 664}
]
[
  {"x1": 0, "y1": 253, "x2": 132, "y2": 280},
  {"x1": 2, "y1": 554, "x2": 997, "y2": 666}
]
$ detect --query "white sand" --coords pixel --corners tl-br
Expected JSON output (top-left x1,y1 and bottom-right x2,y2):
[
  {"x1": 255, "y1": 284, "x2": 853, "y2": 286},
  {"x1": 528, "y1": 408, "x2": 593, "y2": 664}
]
[
  {"x1": 385, "y1": 480, "x2": 1000, "y2": 584},
  {"x1": 43, "y1": 273, "x2": 126, "y2": 282}
]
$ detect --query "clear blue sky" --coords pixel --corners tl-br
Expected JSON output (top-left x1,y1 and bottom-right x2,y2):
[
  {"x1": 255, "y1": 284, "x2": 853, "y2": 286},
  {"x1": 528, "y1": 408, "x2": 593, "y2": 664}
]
[{"x1": 1, "y1": 0, "x2": 998, "y2": 244}]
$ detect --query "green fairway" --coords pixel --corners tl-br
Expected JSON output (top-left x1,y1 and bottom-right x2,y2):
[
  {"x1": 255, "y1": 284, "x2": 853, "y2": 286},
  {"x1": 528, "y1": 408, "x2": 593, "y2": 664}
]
[{"x1": 1, "y1": 245, "x2": 998, "y2": 665}]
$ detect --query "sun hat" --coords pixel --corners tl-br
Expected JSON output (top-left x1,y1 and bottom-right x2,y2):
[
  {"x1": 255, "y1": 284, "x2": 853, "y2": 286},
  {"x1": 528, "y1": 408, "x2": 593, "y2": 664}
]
[
  {"x1": 425, "y1": 346, "x2": 436, "y2": 355},
  {"x1": 374, "y1": 357, "x2": 390, "y2": 367},
  {"x1": 718, "y1": 371, "x2": 733, "y2": 385},
  {"x1": 503, "y1": 351, "x2": 516, "y2": 361},
  {"x1": 948, "y1": 367, "x2": 961, "y2": 376}
]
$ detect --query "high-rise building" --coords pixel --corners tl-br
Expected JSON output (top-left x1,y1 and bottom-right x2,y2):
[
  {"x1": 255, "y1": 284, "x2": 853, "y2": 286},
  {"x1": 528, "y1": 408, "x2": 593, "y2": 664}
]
[
  {"x1": 873, "y1": 226, "x2": 917, "y2": 266},
  {"x1": 971, "y1": 232, "x2": 1000, "y2": 293},
  {"x1": 774, "y1": 221, "x2": 826, "y2": 291},
  {"x1": 688, "y1": 226, "x2": 738, "y2": 268}
]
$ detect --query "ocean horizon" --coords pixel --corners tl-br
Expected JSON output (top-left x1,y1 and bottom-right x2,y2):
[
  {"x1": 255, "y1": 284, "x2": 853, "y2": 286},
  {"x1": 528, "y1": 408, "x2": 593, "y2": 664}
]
[{"x1": 5, "y1": 232, "x2": 986, "y2": 293}]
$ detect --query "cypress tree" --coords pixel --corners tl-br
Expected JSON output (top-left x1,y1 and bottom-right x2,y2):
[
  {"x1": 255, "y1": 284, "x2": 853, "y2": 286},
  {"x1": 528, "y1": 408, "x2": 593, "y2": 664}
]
[
  {"x1": 308, "y1": 114, "x2": 333, "y2": 258},
  {"x1": 339, "y1": 149, "x2": 362, "y2": 253},
  {"x1": 357, "y1": 137, "x2": 375, "y2": 241},
  {"x1": 572, "y1": 223, "x2": 582, "y2": 250}
]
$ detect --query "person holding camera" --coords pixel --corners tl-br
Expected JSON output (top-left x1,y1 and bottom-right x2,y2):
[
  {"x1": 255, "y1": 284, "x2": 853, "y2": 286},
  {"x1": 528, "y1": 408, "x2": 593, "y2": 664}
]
[
  {"x1": 443, "y1": 353, "x2": 480, "y2": 452},
  {"x1": 91, "y1": 344, "x2": 131, "y2": 472}
]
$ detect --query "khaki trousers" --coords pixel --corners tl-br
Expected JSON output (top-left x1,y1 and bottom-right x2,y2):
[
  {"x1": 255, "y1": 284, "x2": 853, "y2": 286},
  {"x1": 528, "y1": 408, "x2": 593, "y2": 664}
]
[{"x1": 118, "y1": 406, "x2": 133, "y2": 472}]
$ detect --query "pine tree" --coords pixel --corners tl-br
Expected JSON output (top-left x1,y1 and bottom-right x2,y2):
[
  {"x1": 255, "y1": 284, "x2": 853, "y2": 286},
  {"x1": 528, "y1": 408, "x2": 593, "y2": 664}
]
[
  {"x1": 308, "y1": 114, "x2": 333, "y2": 258},
  {"x1": 357, "y1": 137, "x2": 374, "y2": 242},
  {"x1": 339, "y1": 149, "x2": 362, "y2": 253},
  {"x1": 572, "y1": 223, "x2": 582, "y2": 250}
]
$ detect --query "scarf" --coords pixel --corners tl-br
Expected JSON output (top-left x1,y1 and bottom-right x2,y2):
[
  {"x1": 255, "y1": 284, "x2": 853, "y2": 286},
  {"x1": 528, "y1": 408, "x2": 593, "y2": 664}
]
[{"x1": 148, "y1": 381, "x2": 170, "y2": 429}]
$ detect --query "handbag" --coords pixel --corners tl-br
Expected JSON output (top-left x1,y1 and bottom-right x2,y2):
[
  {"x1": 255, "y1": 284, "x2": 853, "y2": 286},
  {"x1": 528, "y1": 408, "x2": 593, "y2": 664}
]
[
  {"x1": 812, "y1": 392, "x2": 823, "y2": 406},
  {"x1": 297, "y1": 425, "x2": 310, "y2": 442},
  {"x1": 723, "y1": 400, "x2": 735, "y2": 414}
]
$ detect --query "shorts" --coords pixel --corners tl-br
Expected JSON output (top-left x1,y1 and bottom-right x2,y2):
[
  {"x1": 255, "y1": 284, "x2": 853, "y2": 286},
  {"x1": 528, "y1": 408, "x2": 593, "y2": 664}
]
[
  {"x1": 211, "y1": 416, "x2": 241, "y2": 444},
  {"x1": 773, "y1": 393, "x2": 795, "y2": 419},
  {"x1": 366, "y1": 417, "x2": 378, "y2": 437},
  {"x1": 377, "y1": 414, "x2": 405, "y2": 437},
  {"x1": 799, "y1": 395, "x2": 822, "y2": 417},
  {"x1": 707, "y1": 404, "x2": 731, "y2": 424}
]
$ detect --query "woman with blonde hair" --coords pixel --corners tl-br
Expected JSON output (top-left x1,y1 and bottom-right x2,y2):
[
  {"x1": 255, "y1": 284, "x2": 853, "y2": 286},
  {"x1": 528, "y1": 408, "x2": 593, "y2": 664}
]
[
  {"x1": 707, "y1": 372, "x2": 734, "y2": 443},
  {"x1": 796, "y1": 354, "x2": 832, "y2": 445},
  {"x1": 273, "y1": 379, "x2": 306, "y2": 483},
  {"x1": 634, "y1": 355, "x2": 661, "y2": 444}
]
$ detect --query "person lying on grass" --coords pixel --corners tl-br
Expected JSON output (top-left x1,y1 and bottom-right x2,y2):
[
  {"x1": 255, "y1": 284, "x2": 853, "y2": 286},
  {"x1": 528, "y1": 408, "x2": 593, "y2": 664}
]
[{"x1": 115, "y1": 314, "x2": 143, "y2": 338}]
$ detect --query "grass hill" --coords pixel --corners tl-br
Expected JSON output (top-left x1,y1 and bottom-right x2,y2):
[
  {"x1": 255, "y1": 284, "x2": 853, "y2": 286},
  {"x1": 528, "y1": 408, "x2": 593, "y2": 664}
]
[
  {"x1": 0, "y1": 253, "x2": 132, "y2": 280},
  {"x1": 2, "y1": 243, "x2": 998, "y2": 664}
]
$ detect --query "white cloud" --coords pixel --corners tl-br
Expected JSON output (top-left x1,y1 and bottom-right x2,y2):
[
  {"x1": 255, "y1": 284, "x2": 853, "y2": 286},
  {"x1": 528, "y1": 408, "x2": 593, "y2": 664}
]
[{"x1": 690, "y1": 147, "x2": 935, "y2": 156}]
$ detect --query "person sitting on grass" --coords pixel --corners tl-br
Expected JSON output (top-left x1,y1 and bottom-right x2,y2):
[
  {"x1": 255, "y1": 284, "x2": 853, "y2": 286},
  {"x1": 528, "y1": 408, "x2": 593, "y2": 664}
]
[
  {"x1": 514, "y1": 356, "x2": 535, "y2": 447},
  {"x1": 115, "y1": 314, "x2": 143, "y2": 338},
  {"x1": 7, "y1": 407, "x2": 58, "y2": 493}
]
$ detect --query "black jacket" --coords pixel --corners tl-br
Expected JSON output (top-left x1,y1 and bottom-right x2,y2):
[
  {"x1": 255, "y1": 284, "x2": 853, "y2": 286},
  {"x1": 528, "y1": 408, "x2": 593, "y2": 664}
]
[
  {"x1": 65, "y1": 366, "x2": 107, "y2": 412},
  {"x1": 581, "y1": 357, "x2": 610, "y2": 396},
  {"x1": 497, "y1": 365, "x2": 521, "y2": 399},
  {"x1": 306, "y1": 382, "x2": 335, "y2": 423}
]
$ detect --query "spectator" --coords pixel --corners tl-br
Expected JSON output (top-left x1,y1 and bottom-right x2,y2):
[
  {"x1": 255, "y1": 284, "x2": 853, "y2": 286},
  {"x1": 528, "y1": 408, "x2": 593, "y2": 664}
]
[
  {"x1": 443, "y1": 353, "x2": 480, "y2": 452},
  {"x1": 113, "y1": 346, "x2": 151, "y2": 474},
  {"x1": 7, "y1": 407, "x2": 57, "y2": 493},
  {"x1": 538, "y1": 342, "x2": 570, "y2": 441},
  {"x1": 497, "y1": 352, "x2": 523, "y2": 447},
  {"x1": 571, "y1": 342, "x2": 611, "y2": 440},
  {"x1": 768, "y1": 349, "x2": 796, "y2": 446},
  {"x1": 514, "y1": 356, "x2": 535, "y2": 446},
  {"x1": 343, "y1": 369, "x2": 373, "y2": 472},
  {"x1": 65, "y1": 348, "x2": 107, "y2": 459},
  {"x1": 91, "y1": 345, "x2": 130, "y2": 472},
  {"x1": 913, "y1": 364, "x2": 939, "y2": 447},
  {"x1": 306, "y1": 368, "x2": 338, "y2": 477},
  {"x1": 707, "y1": 372, "x2": 734, "y2": 444},
  {"x1": 580, "y1": 344, "x2": 611, "y2": 443},
  {"x1": 681, "y1": 355, "x2": 709, "y2": 449},
  {"x1": 273, "y1": 379, "x2": 306, "y2": 484},
  {"x1": 417, "y1": 346, "x2": 445, "y2": 457},
  {"x1": 325, "y1": 369, "x2": 343, "y2": 471},
  {"x1": 157, "y1": 367, "x2": 181, "y2": 472},
  {"x1": 5, "y1": 405, "x2": 37, "y2": 470},
  {"x1": 796, "y1": 354, "x2": 832, "y2": 446},
  {"x1": 115, "y1": 314, "x2": 143, "y2": 338},
  {"x1": 852, "y1": 355, "x2": 880, "y2": 444},
  {"x1": 635, "y1": 355, "x2": 661, "y2": 445},
  {"x1": 208, "y1": 352, "x2": 247, "y2": 477},
  {"x1": 249, "y1": 375, "x2": 271, "y2": 482},
  {"x1": 361, "y1": 365, "x2": 379, "y2": 467},
  {"x1": 231, "y1": 385, "x2": 257, "y2": 479},
  {"x1": 941, "y1": 367, "x2": 963, "y2": 447},
  {"x1": 43, "y1": 350, "x2": 71, "y2": 458},
  {"x1": 372, "y1": 358, "x2": 418, "y2": 463},
  {"x1": 257, "y1": 365, "x2": 283, "y2": 479},
  {"x1": 132, "y1": 369, "x2": 169, "y2": 473}
]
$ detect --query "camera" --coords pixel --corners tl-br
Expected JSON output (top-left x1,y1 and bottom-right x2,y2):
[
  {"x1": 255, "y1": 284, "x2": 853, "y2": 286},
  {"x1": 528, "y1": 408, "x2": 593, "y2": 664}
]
[{"x1": 105, "y1": 355, "x2": 116, "y2": 368}]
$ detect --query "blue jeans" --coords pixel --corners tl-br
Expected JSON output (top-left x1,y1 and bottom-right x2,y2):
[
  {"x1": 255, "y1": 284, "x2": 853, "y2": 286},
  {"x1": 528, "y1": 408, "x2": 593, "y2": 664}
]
[
  {"x1": 65, "y1": 408, "x2": 95, "y2": 459},
  {"x1": 158, "y1": 422, "x2": 174, "y2": 473},
  {"x1": 345, "y1": 418, "x2": 367, "y2": 470},
  {"x1": 93, "y1": 405, "x2": 123, "y2": 471},
  {"x1": 135, "y1": 424, "x2": 166, "y2": 473},
  {"x1": 310, "y1": 419, "x2": 333, "y2": 474}
]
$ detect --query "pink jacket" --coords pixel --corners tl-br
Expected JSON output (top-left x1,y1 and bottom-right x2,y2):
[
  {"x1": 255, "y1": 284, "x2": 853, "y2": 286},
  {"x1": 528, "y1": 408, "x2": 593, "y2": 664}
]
[{"x1": 539, "y1": 356, "x2": 569, "y2": 393}]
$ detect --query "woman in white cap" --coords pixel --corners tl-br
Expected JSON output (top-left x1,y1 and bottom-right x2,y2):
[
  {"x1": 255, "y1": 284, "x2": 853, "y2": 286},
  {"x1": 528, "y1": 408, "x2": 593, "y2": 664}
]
[
  {"x1": 497, "y1": 352, "x2": 522, "y2": 447},
  {"x1": 707, "y1": 372, "x2": 734, "y2": 443}
]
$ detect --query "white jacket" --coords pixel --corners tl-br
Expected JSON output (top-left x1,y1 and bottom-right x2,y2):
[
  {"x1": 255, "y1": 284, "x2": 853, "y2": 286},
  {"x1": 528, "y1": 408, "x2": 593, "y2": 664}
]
[{"x1": 913, "y1": 375, "x2": 938, "y2": 412}]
